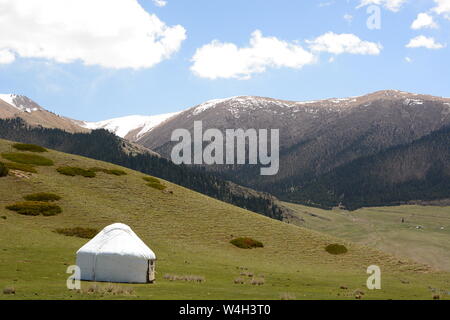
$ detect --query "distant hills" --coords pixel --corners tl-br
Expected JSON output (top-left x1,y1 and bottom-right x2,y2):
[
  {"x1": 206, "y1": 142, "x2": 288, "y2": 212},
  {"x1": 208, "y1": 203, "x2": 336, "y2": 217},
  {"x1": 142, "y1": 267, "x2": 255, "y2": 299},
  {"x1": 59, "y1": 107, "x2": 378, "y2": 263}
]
[{"x1": 1, "y1": 90, "x2": 449, "y2": 209}]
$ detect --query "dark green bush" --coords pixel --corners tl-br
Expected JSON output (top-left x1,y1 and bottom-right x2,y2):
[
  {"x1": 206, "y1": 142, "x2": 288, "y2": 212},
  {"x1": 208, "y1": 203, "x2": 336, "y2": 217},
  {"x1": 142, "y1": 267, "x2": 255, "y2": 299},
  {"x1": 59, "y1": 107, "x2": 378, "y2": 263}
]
[
  {"x1": 6, "y1": 201, "x2": 62, "y2": 216},
  {"x1": 57, "y1": 166, "x2": 96, "y2": 178},
  {"x1": 4, "y1": 162, "x2": 37, "y2": 173},
  {"x1": 143, "y1": 176, "x2": 166, "y2": 190},
  {"x1": 1, "y1": 153, "x2": 53, "y2": 166},
  {"x1": 55, "y1": 227, "x2": 98, "y2": 239},
  {"x1": 147, "y1": 182, "x2": 167, "y2": 190},
  {"x1": 24, "y1": 193, "x2": 61, "y2": 202},
  {"x1": 143, "y1": 176, "x2": 160, "y2": 183},
  {"x1": 12, "y1": 143, "x2": 47, "y2": 153},
  {"x1": 0, "y1": 162, "x2": 9, "y2": 177},
  {"x1": 325, "y1": 244, "x2": 348, "y2": 255},
  {"x1": 90, "y1": 167, "x2": 127, "y2": 176},
  {"x1": 230, "y1": 237, "x2": 264, "y2": 249}
]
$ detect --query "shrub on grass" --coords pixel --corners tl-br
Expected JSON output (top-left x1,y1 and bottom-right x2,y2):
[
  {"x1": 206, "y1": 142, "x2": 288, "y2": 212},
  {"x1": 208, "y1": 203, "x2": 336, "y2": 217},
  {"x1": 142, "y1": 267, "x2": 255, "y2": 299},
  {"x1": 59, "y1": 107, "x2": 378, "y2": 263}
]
[
  {"x1": 55, "y1": 227, "x2": 98, "y2": 239},
  {"x1": 90, "y1": 167, "x2": 127, "y2": 176},
  {"x1": 4, "y1": 162, "x2": 37, "y2": 173},
  {"x1": 24, "y1": 193, "x2": 61, "y2": 202},
  {"x1": 0, "y1": 162, "x2": 9, "y2": 177},
  {"x1": 12, "y1": 143, "x2": 47, "y2": 153},
  {"x1": 230, "y1": 237, "x2": 264, "y2": 249},
  {"x1": 144, "y1": 176, "x2": 167, "y2": 190},
  {"x1": 57, "y1": 167, "x2": 96, "y2": 178},
  {"x1": 6, "y1": 201, "x2": 62, "y2": 216},
  {"x1": 143, "y1": 176, "x2": 160, "y2": 184},
  {"x1": 1, "y1": 153, "x2": 53, "y2": 166},
  {"x1": 147, "y1": 182, "x2": 167, "y2": 190},
  {"x1": 325, "y1": 244, "x2": 348, "y2": 255}
]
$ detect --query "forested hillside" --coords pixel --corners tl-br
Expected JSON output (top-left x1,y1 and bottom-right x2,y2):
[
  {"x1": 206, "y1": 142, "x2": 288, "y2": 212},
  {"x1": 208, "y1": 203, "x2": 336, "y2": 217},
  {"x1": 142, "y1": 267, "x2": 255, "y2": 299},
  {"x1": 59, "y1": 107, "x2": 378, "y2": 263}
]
[{"x1": 0, "y1": 118, "x2": 286, "y2": 219}]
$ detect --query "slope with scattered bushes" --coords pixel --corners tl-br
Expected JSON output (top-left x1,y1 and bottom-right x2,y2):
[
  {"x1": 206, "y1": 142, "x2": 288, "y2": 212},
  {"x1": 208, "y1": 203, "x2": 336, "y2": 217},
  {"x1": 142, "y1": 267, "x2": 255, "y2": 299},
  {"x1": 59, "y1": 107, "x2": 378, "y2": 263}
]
[{"x1": 0, "y1": 138, "x2": 448, "y2": 300}]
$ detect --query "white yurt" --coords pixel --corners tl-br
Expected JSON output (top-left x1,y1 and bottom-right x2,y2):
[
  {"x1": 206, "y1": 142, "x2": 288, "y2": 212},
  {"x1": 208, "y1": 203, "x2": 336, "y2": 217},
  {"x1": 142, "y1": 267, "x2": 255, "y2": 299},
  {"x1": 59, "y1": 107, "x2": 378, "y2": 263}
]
[{"x1": 76, "y1": 223, "x2": 156, "y2": 284}]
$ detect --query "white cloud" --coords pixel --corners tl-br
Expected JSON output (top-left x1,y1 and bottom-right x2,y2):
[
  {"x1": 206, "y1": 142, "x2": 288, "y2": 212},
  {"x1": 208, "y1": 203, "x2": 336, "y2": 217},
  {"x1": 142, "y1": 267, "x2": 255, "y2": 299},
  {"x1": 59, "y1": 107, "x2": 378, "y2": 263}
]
[
  {"x1": 0, "y1": 0, "x2": 186, "y2": 69},
  {"x1": 406, "y1": 35, "x2": 445, "y2": 49},
  {"x1": 411, "y1": 13, "x2": 438, "y2": 29},
  {"x1": 357, "y1": 0, "x2": 407, "y2": 12},
  {"x1": 190, "y1": 30, "x2": 316, "y2": 80},
  {"x1": 153, "y1": 0, "x2": 167, "y2": 7},
  {"x1": 306, "y1": 32, "x2": 382, "y2": 55},
  {"x1": 432, "y1": 0, "x2": 450, "y2": 16},
  {"x1": 404, "y1": 57, "x2": 412, "y2": 63},
  {"x1": 0, "y1": 49, "x2": 15, "y2": 64}
]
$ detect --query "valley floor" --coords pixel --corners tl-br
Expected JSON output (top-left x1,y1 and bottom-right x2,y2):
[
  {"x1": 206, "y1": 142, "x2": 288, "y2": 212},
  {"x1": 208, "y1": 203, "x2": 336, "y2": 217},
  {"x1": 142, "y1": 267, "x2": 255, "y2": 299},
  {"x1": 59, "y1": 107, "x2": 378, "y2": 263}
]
[{"x1": 284, "y1": 203, "x2": 450, "y2": 272}]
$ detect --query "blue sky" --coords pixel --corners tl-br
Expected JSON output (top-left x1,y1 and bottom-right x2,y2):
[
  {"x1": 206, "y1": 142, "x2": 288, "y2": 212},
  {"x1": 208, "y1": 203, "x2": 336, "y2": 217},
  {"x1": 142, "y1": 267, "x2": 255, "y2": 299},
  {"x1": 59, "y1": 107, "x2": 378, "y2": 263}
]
[{"x1": 0, "y1": 0, "x2": 449, "y2": 121}]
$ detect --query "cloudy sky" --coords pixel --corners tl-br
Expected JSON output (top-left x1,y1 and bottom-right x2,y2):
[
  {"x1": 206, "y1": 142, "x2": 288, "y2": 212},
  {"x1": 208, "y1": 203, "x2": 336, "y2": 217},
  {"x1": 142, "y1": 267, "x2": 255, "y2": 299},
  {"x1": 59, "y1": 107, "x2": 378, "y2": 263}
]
[{"x1": 0, "y1": 0, "x2": 449, "y2": 120}]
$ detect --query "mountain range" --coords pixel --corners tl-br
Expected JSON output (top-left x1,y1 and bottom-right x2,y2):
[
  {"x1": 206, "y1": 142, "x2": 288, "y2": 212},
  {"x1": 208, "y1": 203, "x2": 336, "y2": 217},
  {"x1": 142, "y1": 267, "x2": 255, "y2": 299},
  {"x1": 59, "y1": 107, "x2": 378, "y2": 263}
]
[{"x1": 1, "y1": 90, "x2": 449, "y2": 209}]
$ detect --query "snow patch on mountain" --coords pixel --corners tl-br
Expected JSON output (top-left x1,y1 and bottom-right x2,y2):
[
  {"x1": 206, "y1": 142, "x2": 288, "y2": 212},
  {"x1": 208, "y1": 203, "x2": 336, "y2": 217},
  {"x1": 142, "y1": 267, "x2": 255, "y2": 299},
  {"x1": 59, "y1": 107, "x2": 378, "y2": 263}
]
[
  {"x1": 192, "y1": 97, "x2": 237, "y2": 115},
  {"x1": 83, "y1": 112, "x2": 180, "y2": 139},
  {"x1": 0, "y1": 94, "x2": 40, "y2": 113}
]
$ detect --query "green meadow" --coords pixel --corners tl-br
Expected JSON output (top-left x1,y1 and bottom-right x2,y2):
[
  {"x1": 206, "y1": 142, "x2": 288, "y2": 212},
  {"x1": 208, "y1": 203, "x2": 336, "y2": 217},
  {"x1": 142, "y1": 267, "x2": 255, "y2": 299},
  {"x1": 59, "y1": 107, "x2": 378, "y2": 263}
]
[{"x1": 0, "y1": 138, "x2": 449, "y2": 300}]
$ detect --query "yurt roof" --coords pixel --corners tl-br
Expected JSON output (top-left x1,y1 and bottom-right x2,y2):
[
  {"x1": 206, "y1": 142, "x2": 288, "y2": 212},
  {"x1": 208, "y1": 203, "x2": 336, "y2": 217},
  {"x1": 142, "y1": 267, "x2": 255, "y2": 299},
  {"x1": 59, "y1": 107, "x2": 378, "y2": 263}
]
[{"x1": 77, "y1": 223, "x2": 156, "y2": 260}]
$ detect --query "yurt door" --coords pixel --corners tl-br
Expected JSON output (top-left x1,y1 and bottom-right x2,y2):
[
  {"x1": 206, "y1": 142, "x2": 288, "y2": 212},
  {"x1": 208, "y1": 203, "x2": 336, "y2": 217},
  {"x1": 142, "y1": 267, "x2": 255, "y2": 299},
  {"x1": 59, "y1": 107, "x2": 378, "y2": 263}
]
[{"x1": 148, "y1": 260, "x2": 156, "y2": 283}]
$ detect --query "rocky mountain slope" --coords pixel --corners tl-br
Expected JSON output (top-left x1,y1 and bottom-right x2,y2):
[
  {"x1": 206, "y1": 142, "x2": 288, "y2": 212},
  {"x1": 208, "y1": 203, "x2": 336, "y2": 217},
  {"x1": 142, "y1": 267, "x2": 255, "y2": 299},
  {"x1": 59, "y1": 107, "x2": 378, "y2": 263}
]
[{"x1": 136, "y1": 90, "x2": 450, "y2": 208}]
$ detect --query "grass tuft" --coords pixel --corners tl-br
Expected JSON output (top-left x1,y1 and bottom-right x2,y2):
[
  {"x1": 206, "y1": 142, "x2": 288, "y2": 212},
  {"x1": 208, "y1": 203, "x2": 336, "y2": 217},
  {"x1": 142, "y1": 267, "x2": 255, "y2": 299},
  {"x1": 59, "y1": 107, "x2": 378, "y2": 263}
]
[
  {"x1": 6, "y1": 201, "x2": 62, "y2": 216},
  {"x1": 163, "y1": 274, "x2": 205, "y2": 283},
  {"x1": 325, "y1": 244, "x2": 348, "y2": 255},
  {"x1": 280, "y1": 293, "x2": 297, "y2": 300},
  {"x1": 1, "y1": 152, "x2": 53, "y2": 166},
  {"x1": 3, "y1": 287, "x2": 15, "y2": 295},
  {"x1": 230, "y1": 237, "x2": 264, "y2": 249},
  {"x1": 57, "y1": 167, "x2": 96, "y2": 178},
  {"x1": 80, "y1": 284, "x2": 134, "y2": 296},
  {"x1": 24, "y1": 192, "x2": 61, "y2": 202},
  {"x1": 13, "y1": 143, "x2": 47, "y2": 153},
  {"x1": 55, "y1": 227, "x2": 98, "y2": 239}
]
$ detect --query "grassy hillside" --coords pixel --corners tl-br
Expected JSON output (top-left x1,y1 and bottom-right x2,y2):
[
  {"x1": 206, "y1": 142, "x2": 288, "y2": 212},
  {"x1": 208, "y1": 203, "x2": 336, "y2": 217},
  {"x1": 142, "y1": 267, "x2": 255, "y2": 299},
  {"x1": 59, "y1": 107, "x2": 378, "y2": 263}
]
[
  {"x1": 0, "y1": 138, "x2": 449, "y2": 300},
  {"x1": 284, "y1": 202, "x2": 450, "y2": 273}
]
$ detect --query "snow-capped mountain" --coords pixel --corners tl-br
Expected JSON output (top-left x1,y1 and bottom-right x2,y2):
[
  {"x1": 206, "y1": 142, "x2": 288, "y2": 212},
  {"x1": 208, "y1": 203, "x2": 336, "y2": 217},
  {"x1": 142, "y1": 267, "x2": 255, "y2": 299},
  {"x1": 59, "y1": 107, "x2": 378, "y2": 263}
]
[
  {"x1": 0, "y1": 93, "x2": 180, "y2": 141},
  {"x1": 0, "y1": 93, "x2": 87, "y2": 133},
  {"x1": 82, "y1": 112, "x2": 180, "y2": 141},
  {"x1": 0, "y1": 94, "x2": 44, "y2": 113},
  {"x1": 135, "y1": 90, "x2": 450, "y2": 208}
]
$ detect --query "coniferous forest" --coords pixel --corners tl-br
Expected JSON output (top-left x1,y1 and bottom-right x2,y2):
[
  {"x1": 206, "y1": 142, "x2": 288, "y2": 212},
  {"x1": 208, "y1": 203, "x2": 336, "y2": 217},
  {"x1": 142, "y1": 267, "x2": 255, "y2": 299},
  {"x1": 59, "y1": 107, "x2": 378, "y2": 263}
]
[{"x1": 0, "y1": 118, "x2": 285, "y2": 220}]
